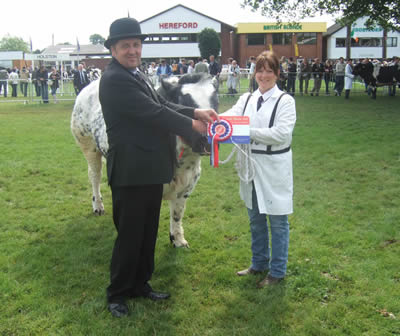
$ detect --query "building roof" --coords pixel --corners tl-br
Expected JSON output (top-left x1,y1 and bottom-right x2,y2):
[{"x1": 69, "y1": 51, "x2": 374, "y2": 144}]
[
  {"x1": 323, "y1": 22, "x2": 344, "y2": 37},
  {"x1": 42, "y1": 43, "x2": 109, "y2": 56},
  {"x1": 140, "y1": 3, "x2": 235, "y2": 30}
]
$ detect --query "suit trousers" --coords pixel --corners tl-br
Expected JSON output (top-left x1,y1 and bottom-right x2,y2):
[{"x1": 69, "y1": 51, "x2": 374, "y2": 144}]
[{"x1": 107, "y1": 184, "x2": 163, "y2": 303}]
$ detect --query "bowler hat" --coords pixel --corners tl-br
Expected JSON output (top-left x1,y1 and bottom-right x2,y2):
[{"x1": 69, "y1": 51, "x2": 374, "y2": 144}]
[{"x1": 104, "y1": 17, "x2": 148, "y2": 49}]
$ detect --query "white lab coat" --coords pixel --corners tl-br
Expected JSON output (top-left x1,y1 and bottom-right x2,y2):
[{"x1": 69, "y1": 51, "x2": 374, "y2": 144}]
[
  {"x1": 221, "y1": 85, "x2": 296, "y2": 215},
  {"x1": 344, "y1": 64, "x2": 354, "y2": 90}
]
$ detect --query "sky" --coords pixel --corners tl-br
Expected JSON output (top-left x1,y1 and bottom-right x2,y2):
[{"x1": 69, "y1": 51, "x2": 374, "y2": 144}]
[{"x1": 1, "y1": 0, "x2": 336, "y2": 51}]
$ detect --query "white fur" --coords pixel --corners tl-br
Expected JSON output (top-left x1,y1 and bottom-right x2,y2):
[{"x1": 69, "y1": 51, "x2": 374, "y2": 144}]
[{"x1": 71, "y1": 77, "x2": 211, "y2": 247}]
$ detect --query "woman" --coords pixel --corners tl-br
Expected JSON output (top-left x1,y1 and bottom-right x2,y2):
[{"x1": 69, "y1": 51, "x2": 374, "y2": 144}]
[
  {"x1": 38, "y1": 66, "x2": 49, "y2": 103},
  {"x1": 344, "y1": 59, "x2": 354, "y2": 99},
  {"x1": 187, "y1": 60, "x2": 195, "y2": 74},
  {"x1": 324, "y1": 60, "x2": 333, "y2": 95},
  {"x1": 227, "y1": 60, "x2": 241, "y2": 94},
  {"x1": 49, "y1": 67, "x2": 60, "y2": 103},
  {"x1": 221, "y1": 51, "x2": 296, "y2": 287}
]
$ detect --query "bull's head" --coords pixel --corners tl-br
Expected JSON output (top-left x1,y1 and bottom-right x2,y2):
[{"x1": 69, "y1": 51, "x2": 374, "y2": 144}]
[{"x1": 158, "y1": 74, "x2": 219, "y2": 155}]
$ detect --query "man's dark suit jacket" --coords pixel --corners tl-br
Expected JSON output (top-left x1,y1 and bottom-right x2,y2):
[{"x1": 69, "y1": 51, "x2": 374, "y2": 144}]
[
  {"x1": 99, "y1": 58, "x2": 195, "y2": 187},
  {"x1": 73, "y1": 70, "x2": 89, "y2": 91}
]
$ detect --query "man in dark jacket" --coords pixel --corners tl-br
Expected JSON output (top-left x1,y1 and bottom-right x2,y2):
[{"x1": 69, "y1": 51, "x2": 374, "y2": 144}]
[
  {"x1": 99, "y1": 17, "x2": 218, "y2": 318},
  {"x1": 73, "y1": 64, "x2": 89, "y2": 94}
]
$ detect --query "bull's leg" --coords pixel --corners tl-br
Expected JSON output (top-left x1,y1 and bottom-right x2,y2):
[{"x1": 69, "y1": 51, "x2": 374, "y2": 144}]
[
  {"x1": 78, "y1": 137, "x2": 105, "y2": 215},
  {"x1": 169, "y1": 197, "x2": 189, "y2": 248}
]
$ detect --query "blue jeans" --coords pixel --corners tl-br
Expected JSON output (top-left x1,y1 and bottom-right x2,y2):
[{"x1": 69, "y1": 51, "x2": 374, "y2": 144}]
[
  {"x1": 247, "y1": 187, "x2": 289, "y2": 278},
  {"x1": 41, "y1": 82, "x2": 49, "y2": 103},
  {"x1": 335, "y1": 76, "x2": 344, "y2": 95}
]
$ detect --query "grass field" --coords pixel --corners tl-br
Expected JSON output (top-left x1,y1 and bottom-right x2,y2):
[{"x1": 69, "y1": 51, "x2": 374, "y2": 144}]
[{"x1": 0, "y1": 94, "x2": 399, "y2": 335}]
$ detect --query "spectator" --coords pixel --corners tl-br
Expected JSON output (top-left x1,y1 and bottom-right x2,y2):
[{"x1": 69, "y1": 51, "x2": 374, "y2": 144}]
[
  {"x1": 147, "y1": 62, "x2": 158, "y2": 86},
  {"x1": 310, "y1": 58, "x2": 324, "y2": 96},
  {"x1": 49, "y1": 67, "x2": 60, "y2": 103},
  {"x1": 19, "y1": 67, "x2": 30, "y2": 97},
  {"x1": 248, "y1": 56, "x2": 258, "y2": 92},
  {"x1": 335, "y1": 57, "x2": 346, "y2": 96},
  {"x1": 286, "y1": 57, "x2": 297, "y2": 96},
  {"x1": 324, "y1": 60, "x2": 333, "y2": 95},
  {"x1": 209, "y1": 55, "x2": 220, "y2": 91},
  {"x1": 74, "y1": 64, "x2": 89, "y2": 95},
  {"x1": 178, "y1": 59, "x2": 188, "y2": 75},
  {"x1": 194, "y1": 57, "x2": 208, "y2": 74},
  {"x1": 171, "y1": 61, "x2": 179, "y2": 75},
  {"x1": 0, "y1": 67, "x2": 9, "y2": 97},
  {"x1": 299, "y1": 58, "x2": 311, "y2": 95},
  {"x1": 344, "y1": 59, "x2": 355, "y2": 99},
  {"x1": 187, "y1": 60, "x2": 195, "y2": 74},
  {"x1": 156, "y1": 59, "x2": 172, "y2": 80},
  {"x1": 9, "y1": 69, "x2": 19, "y2": 97},
  {"x1": 388, "y1": 57, "x2": 399, "y2": 96},
  {"x1": 227, "y1": 60, "x2": 240, "y2": 94},
  {"x1": 38, "y1": 65, "x2": 49, "y2": 103},
  {"x1": 31, "y1": 67, "x2": 41, "y2": 96},
  {"x1": 279, "y1": 56, "x2": 288, "y2": 91}
]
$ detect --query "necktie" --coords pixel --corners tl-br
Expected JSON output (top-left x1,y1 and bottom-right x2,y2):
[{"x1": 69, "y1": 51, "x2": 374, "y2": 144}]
[
  {"x1": 257, "y1": 96, "x2": 264, "y2": 111},
  {"x1": 80, "y1": 71, "x2": 84, "y2": 84}
]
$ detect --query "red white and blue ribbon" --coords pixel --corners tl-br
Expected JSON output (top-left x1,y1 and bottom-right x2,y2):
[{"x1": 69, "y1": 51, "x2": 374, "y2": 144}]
[{"x1": 208, "y1": 119, "x2": 233, "y2": 167}]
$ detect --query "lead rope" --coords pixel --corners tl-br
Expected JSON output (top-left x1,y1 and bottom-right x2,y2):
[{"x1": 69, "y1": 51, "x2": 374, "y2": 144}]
[{"x1": 217, "y1": 141, "x2": 259, "y2": 184}]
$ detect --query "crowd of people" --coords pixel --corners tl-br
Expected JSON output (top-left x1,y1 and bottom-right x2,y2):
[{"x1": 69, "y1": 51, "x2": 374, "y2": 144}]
[
  {"x1": 0, "y1": 63, "x2": 100, "y2": 102},
  {"x1": 266, "y1": 55, "x2": 399, "y2": 98}
]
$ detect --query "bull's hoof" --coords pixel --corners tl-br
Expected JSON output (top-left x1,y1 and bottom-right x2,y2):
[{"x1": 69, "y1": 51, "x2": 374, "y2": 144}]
[
  {"x1": 93, "y1": 208, "x2": 105, "y2": 216},
  {"x1": 169, "y1": 233, "x2": 189, "y2": 248}
]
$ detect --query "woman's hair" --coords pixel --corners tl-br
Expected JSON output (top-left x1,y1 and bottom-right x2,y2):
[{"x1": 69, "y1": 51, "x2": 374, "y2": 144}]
[{"x1": 255, "y1": 51, "x2": 280, "y2": 77}]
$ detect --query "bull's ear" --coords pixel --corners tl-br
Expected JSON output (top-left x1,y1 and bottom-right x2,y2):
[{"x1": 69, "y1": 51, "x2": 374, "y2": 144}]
[
  {"x1": 211, "y1": 76, "x2": 219, "y2": 90},
  {"x1": 161, "y1": 77, "x2": 179, "y2": 93}
]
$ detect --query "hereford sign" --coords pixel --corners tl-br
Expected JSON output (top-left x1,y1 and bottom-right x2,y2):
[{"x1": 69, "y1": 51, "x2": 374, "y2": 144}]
[{"x1": 159, "y1": 22, "x2": 198, "y2": 29}]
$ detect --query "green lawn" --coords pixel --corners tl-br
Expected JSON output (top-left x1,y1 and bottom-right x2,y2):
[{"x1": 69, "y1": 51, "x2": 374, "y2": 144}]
[{"x1": 0, "y1": 95, "x2": 399, "y2": 335}]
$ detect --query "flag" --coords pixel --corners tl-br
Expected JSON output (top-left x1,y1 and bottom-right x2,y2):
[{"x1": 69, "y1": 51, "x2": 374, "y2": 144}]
[
  {"x1": 29, "y1": 37, "x2": 33, "y2": 52},
  {"x1": 76, "y1": 37, "x2": 81, "y2": 52},
  {"x1": 294, "y1": 43, "x2": 299, "y2": 57}
]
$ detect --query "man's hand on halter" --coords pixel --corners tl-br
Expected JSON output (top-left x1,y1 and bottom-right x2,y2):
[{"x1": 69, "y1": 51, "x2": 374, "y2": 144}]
[{"x1": 194, "y1": 108, "x2": 219, "y2": 124}]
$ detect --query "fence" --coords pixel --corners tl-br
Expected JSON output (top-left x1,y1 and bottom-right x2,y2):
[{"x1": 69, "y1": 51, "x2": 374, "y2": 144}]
[
  {"x1": 0, "y1": 78, "x2": 77, "y2": 104},
  {"x1": 0, "y1": 71, "x2": 397, "y2": 104}
]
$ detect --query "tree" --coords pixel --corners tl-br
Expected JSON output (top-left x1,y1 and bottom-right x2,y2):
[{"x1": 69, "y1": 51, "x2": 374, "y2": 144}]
[
  {"x1": 241, "y1": 0, "x2": 400, "y2": 31},
  {"x1": 197, "y1": 28, "x2": 221, "y2": 60},
  {"x1": 0, "y1": 35, "x2": 29, "y2": 52},
  {"x1": 89, "y1": 34, "x2": 105, "y2": 45}
]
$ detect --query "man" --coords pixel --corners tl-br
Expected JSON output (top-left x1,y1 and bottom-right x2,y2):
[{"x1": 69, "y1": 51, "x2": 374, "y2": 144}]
[
  {"x1": 99, "y1": 17, "x2": 218, "y2": 318},
  {"x1": 310, "y1": 58, "x2": 324, "y2": 96},
  {"x1": 73, "y1": 64, "x2": 89, "y2": 94},
  {"x1": 287, "y1": 57, "x2": 297, "y2": 96},
  {"x1": 194, "y1": 57, "x2": 208, "y2": 74},
  {"x1": 209, "y1": 55, "x2": 221, "y2": 91},
  {"x1": 156, "y1": 59, "x2": 172, "y2": 80},
  {"x1": 19, "y1": 67, "x2": 30, "y2": 97},
  {"x1": 335, "y1": 57, "x2": 346, "y2": 96},
  {"x1": 0, "y1": 68, "x2": 9, "y2": 97},
  {"x1": 247, "y1": 56, "x2": 257, "y2": 92},
  {"x1": 178, "y1": 58, "x2": 188, "y2": 75}
]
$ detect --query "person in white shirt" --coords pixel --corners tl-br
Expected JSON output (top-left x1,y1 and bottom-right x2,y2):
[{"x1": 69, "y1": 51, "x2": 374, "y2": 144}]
[
  {"x1": 9, "y1": 69, "x2": 19, "y2": 97},
  {"x1": 187, "y1": 60, "x2": 195, "y2": 74},
  {"x1": 344, "y1": 59, "x2": 355, "y2": 99},
  {"x1": 221, "y1": 51, "x2": 296, "y2": 287}
]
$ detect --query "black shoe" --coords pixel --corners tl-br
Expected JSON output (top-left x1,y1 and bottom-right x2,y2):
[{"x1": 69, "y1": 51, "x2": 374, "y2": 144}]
[
  {"x1": 143, "y1": 291, "x2": 171, "y2": 301},
  {"x1": 108, "y1": 302, "x2": 129, "y2": 317}
]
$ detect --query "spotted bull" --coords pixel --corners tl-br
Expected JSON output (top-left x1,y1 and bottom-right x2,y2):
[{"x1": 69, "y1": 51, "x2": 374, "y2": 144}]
[{"x1": 71, "y1": 73, "x2": 218, "y2": 247}]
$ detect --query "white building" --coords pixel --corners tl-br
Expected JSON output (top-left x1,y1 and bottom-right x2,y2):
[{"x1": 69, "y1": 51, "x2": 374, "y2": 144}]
[
  {"x1": 324, "y1": 17, "x2": 400, "y2": 59},
  {"x1": 140, "y1": 4, "x2": 234, "y2": 63}
]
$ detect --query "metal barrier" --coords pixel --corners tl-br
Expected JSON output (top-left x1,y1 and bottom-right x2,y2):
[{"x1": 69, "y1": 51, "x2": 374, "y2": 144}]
[
  {"x1": 0, "y1": 72, "x2": 397, "y2": 103},
  {"x1": 0, "y1": 78, "x2": 78, "y2": 103}
]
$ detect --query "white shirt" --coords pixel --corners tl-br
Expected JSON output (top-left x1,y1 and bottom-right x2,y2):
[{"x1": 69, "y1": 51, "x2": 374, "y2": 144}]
[{"x1": 221, "y1": 85, "x2": 296, "y2": 215}]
